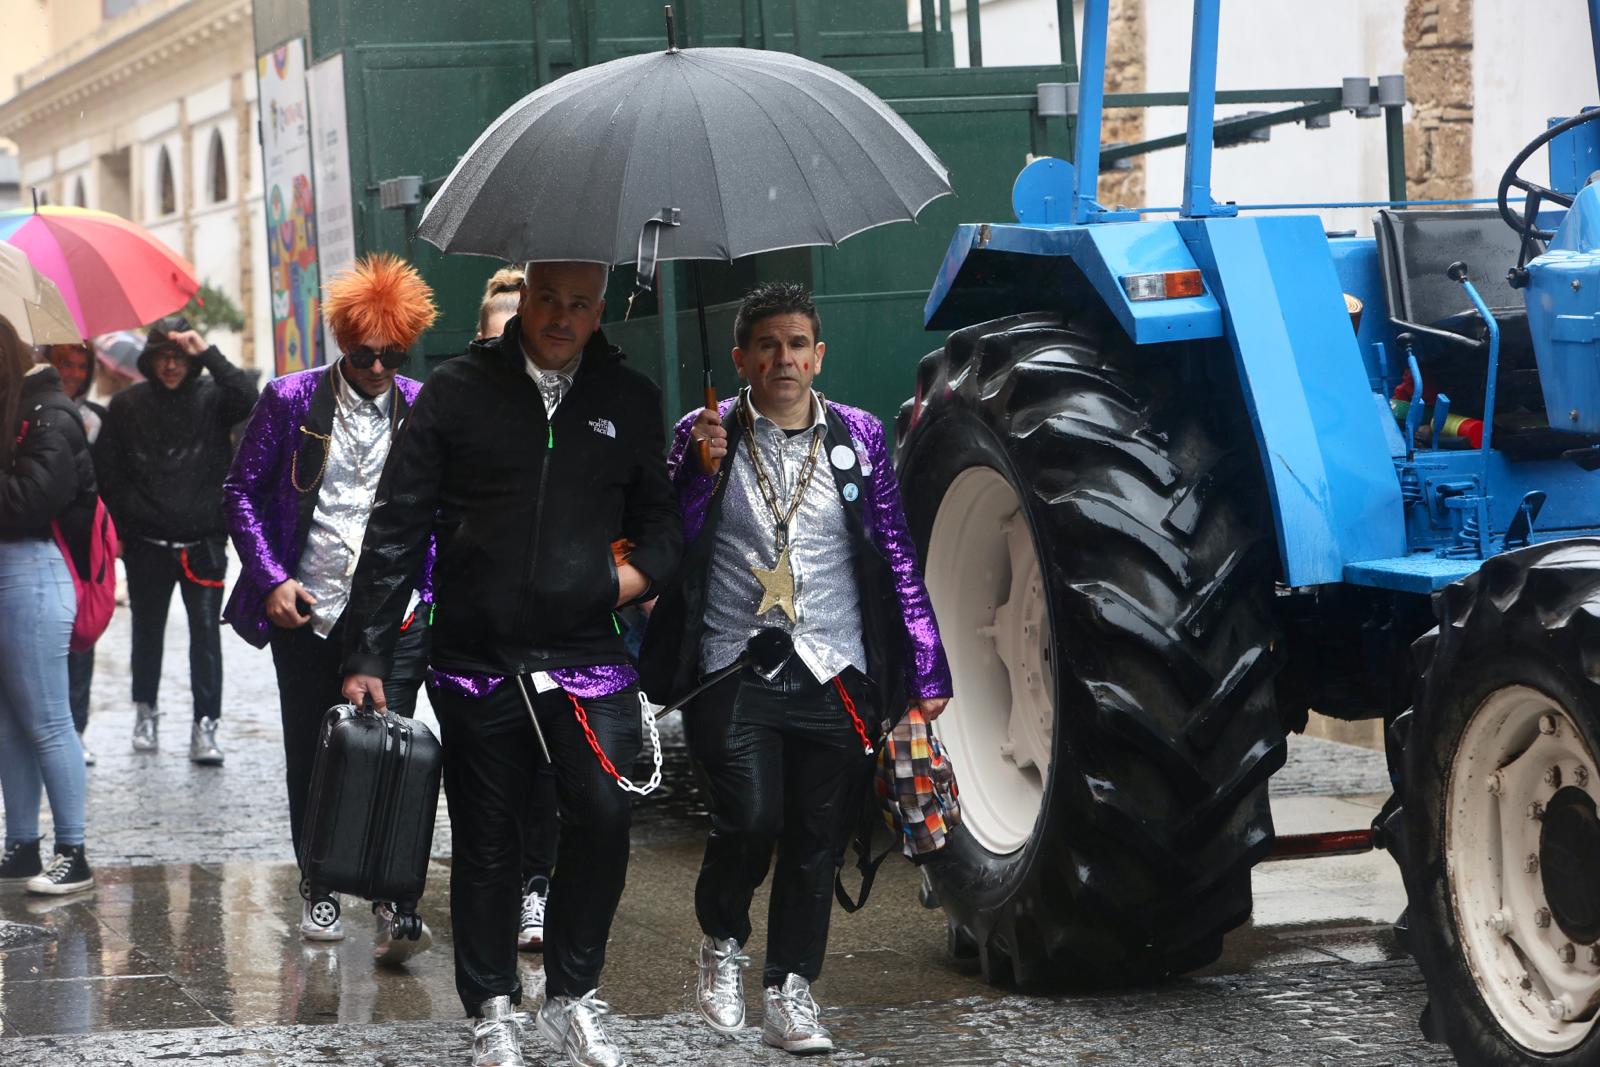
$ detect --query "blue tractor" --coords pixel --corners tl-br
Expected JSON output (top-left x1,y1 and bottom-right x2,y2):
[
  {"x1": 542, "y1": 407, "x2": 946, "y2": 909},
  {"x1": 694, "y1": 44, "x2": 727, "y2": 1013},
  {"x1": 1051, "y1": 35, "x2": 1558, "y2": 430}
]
[{"x1": 893, "y1": 1, "x2": 1600, "y2": 1061}]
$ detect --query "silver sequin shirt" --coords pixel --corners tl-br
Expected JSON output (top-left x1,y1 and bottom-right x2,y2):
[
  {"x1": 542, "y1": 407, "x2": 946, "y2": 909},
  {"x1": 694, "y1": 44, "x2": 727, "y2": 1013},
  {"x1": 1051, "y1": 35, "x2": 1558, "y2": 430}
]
[
  {"x1": 296, "y1": 364, "x2": 395, "y2": 638},
  {"x1": 701, "y1": 390, "x2": 865, "y2": 683}
]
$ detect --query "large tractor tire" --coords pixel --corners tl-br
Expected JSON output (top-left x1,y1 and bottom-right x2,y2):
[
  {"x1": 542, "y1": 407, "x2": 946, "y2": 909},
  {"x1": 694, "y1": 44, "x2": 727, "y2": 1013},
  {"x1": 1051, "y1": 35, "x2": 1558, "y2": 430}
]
[
  {"x1": 894, "y1": 312, "x2": 1286, "y2": 985},
  {"x1": 1400, "y1": 540, "x2": 1600, "y2": 1064}
]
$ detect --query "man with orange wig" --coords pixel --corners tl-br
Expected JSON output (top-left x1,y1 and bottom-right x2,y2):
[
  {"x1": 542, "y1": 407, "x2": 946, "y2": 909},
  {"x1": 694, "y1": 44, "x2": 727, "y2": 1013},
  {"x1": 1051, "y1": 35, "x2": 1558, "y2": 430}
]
[{"x1": 223, "y1": 253, "x2": 439, "y2": 958}]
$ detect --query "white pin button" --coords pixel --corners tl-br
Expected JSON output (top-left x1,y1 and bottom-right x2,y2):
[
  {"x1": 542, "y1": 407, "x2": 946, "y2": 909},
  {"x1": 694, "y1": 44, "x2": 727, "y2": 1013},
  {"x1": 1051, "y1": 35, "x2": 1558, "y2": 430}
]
[
  {"x1": 842, "y1": 482, "x2": 860, "y2": 502},
  {"x1": 831, "y1": 444, "x2": 857, "y2": 470}
]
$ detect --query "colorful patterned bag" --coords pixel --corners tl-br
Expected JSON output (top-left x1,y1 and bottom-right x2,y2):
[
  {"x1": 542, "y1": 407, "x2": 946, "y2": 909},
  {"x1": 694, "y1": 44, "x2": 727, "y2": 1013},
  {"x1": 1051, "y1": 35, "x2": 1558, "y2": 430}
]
[
  {"x1": 835, "y1": 707, "x2": 962, "y2": 913},
  {"x1": 876, "y1": 708, "x2": 962, "y2": 858}
]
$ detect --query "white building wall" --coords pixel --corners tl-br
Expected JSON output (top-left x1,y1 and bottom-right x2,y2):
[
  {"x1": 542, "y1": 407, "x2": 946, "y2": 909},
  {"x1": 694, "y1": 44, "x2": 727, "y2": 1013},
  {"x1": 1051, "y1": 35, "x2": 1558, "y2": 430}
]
[{"x1": 1472, "y1": 4, "x2": 1597, "y2": 197}]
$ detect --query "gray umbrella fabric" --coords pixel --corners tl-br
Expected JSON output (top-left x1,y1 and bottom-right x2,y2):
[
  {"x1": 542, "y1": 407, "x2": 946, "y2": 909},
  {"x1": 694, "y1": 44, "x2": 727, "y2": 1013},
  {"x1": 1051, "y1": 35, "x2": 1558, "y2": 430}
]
[{"x1": 417, "y1": 46, "x2": 951, "y2": 265}]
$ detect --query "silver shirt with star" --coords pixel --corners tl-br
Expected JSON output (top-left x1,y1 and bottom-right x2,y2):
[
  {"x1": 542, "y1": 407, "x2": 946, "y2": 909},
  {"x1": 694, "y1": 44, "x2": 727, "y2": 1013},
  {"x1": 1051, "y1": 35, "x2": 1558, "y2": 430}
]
[
  {"x1": 296, "y1": 362, "x2": 395, "y2": 638},
  {"x1": 700, "y1": 389, "x2": 866, "y2": 683}
]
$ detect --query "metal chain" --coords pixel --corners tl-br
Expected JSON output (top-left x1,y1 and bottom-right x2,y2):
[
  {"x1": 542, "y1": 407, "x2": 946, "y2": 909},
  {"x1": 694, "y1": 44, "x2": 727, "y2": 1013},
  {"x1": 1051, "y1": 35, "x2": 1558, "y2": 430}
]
[
  {"x1": 738, "y1": 395, "x2": 824, "y2": 547},
  {"x1": 566, "y1": 691, "x2": 662, "y2": 796}
]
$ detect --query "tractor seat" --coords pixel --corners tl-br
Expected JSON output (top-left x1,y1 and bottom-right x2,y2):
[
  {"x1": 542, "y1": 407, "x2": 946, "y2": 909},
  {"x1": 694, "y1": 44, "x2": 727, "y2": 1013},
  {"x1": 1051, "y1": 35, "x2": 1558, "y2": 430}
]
[{"x1": 1373, "y1": 208, "x2": 1529, "y2": 346}]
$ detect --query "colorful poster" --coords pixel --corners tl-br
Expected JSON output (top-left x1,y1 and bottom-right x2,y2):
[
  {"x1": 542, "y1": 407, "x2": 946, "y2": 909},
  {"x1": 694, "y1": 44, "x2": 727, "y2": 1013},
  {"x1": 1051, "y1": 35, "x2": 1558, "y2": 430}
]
[
  {"x1": 308, "y1": 53, "x2": 355, "y2": 366},
  {"x1": 257, "y1": 39, "x2": 321, "y2": 377}
]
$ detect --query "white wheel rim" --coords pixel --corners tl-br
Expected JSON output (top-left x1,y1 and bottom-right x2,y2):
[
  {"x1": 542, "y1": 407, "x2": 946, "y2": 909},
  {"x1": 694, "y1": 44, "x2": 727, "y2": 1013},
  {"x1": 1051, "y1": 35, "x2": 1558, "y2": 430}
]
[
  {"x1": 311, "y1": 901, "x2": 338, "y2": 928},
  {"x1": 926, "y1": 465, "x2": 1054, "y2": 855},
  {"x1": 1447, "y1": 685, "x2": 1600, "y2": 1052}
]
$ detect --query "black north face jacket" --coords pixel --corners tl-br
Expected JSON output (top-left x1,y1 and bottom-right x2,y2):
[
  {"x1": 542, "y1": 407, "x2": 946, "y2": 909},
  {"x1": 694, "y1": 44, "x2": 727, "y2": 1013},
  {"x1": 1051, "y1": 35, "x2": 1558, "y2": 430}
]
[{"x1": 343, "y1": 319, "x2": 682, "y2": 679}]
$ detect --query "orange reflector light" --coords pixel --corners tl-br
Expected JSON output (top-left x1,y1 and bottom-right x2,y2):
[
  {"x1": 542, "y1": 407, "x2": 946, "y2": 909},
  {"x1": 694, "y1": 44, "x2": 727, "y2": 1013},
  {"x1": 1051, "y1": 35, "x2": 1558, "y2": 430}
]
[{"x1": 1121, "y1": 269, "x2": 1205, "y2": 301}]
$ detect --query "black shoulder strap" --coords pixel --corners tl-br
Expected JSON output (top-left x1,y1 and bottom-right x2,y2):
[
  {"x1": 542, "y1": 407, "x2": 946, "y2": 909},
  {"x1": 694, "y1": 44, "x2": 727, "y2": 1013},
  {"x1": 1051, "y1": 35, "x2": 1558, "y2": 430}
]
[{"x1": 832, "y1": 751, "x2": 895, "y2": 913}]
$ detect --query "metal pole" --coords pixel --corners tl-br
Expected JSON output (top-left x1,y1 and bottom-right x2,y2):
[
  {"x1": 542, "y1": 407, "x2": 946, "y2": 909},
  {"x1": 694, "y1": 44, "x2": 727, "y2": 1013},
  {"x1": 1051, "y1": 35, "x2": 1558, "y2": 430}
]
[
  {"x1": 792, "y1": 0, "x2": 818, "y2": 59},
  {"x1": 939, "y1": 0, "x2": 954, "y2": 63},
  {"x1": 759, "y1": 0, "x2": 777, "y2": 49},
  {"x1": 1384, "y1": 104, "x2": 1407, "y2": 203},
  {"x1": 1180, "y1": 0, "x2": 1229, "y2": 218},
  {"x1": 966, "y1": 0, "x2": 983, "y2": 67},
  {"x1": 566, "y1": 0, "x2": 588, "y2": 67},
  {"x1": 1071, "y1": 0, "x2": 1110, "y2": 222},
  {"x1": 921, "y1": 0, "x2": 939, "y2": 66},
  {"x1": 659, "y1": 263, "x2": 681, "y2": 423},
  {"x1": 531, "y1": 0, "x2": 551, "y2": 86},
  {"x1": 741, "y1": 0, "x2": 760, "y2": 47}
]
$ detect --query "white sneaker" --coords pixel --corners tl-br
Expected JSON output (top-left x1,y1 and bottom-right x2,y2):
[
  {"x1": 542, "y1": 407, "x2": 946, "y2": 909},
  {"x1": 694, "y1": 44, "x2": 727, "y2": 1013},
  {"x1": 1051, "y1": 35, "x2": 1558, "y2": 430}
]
[
  {"x1": 373, "y1": 901, "x2": 432, "y2": 965},
  {"x1": 762, "y1": 973, "x2": 833, "y2": 1054},
  {"x1": 80, "y1": 740, "x2": 95, "y2": 767},
  {"x1": 517, "y1": 878, "x2": 547, "y2": 952},
  {"x1": 537, "y1": 989, "x2": 628, "y2": 1067},
  {"x1": 131, "y1": 702, "x2": 159, "y2": 752},
  {"x1": 472, "y1": 995, "x2": 527, "y2": 1066},
  {"x1": 189, "y1": 716, "x2": 224, "y2": 765},
  {"x1": 300, "y1": 896, "x2": 345, "y2": 941}
]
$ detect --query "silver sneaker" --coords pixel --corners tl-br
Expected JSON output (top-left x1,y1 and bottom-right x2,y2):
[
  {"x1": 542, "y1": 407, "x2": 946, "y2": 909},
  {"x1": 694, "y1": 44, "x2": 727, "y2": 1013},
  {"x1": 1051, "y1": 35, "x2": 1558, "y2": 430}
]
[
  {"x1": 471, "y1": 995, "x2": 527, "y2": 1067},
  {"x1": 695, "y1": 935, "x2": 749, "y2": 1034},
  {"x1": 536, "y1": 989, "x2": 627, "y2": 1067},
  {"x1": 373, "y1": 901, "x2": 432, "y2": 966},
  {"x1": 762, "y1": 973, "x2": 833, "y2": 1054},
  {"x1": 131, "y1": 702, "x2": 159, "y2": 752},
  {"x1": 189, "y1": 716, "x2": 224, "y2": 765},
  {"x1": 299, "y1": 897, "x2": 345, "y2": 942}
]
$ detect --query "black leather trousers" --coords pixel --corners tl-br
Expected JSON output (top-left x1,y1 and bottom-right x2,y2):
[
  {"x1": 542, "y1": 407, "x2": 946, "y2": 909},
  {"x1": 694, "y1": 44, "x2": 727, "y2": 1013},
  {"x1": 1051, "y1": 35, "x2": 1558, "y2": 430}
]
[
  {"x1": 686, "y1": 663, "x2": 873, "y2": 988},
  {"x1": 125, "y1": 537, "x2": 226, "y2": 721},
  {"x1": 431, "y1": 678, "x2": 641, "y2": 1012}
]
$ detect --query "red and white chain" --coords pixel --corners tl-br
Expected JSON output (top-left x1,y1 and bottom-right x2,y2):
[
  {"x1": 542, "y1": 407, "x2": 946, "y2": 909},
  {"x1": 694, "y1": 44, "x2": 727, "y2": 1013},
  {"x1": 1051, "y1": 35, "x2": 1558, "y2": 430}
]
[{"x1": 567, "y1": 690, "x2": 662, "y2": 795}]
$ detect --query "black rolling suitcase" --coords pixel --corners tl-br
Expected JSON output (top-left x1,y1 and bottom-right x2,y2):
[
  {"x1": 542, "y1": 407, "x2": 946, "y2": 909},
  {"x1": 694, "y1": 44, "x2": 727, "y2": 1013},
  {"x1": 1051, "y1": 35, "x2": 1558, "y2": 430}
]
[{"x1": 299, "y1": 704, "x2": 442, "y2": 938}]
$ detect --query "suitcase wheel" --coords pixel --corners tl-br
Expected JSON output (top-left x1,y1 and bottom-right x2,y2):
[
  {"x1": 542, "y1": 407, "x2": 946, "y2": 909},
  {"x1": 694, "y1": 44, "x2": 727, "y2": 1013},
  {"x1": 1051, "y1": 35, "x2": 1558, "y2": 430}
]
[
  {"x1": 400, "y1": 913, "x2": 423, "y2": 941},
  {"x1": 308, "y1": 895, "x2": 341, "y2": 929},
  {"x1": 299, "y1": 877, "x2": 313, "y2": 902}
]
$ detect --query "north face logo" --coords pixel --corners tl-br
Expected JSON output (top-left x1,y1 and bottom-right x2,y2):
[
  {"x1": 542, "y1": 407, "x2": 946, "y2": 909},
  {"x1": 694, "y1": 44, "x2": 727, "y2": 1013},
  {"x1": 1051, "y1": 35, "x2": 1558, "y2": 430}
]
[{"x1": 590, "y1": 418, "x2": 616, "y2": 439}]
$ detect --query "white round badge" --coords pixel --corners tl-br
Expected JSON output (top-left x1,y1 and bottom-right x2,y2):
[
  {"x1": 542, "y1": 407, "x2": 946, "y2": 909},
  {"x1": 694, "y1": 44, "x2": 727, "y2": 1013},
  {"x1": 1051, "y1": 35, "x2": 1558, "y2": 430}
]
[{"x1": 830, "y1": 444, "x2": 857, "y2": 470}]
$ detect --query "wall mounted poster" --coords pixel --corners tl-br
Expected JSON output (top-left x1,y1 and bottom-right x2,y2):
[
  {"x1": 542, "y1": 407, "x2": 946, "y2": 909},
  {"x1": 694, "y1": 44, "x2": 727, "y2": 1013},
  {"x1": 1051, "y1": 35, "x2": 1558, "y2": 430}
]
[
  {"x1": 307, "y1": 52, "x2": 355, "y2": 367},
  {"x1": 258, "y1": 39, "x2": 321, "y2": 376}
]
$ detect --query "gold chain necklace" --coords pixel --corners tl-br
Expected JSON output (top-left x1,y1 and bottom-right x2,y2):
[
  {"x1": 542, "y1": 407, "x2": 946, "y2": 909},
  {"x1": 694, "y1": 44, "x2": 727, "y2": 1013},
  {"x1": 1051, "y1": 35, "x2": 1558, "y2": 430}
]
[{"x1": 738, "y1": 393, "x2": 824, "y2": 623}]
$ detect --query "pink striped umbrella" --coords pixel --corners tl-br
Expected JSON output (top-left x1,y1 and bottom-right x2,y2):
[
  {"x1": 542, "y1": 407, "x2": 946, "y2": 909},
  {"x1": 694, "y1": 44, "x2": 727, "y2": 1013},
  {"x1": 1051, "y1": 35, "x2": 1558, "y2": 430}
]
[{"x1": 0, "y1": 205, "x2": 199, "y2": 337}]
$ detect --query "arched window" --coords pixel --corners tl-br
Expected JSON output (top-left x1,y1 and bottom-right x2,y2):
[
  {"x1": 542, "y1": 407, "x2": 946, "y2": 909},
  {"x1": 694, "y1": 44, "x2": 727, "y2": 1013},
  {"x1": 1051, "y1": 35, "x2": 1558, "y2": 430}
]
[
  {"x1": 72, "y1": 176, "x2": 86, "y2": 207},
  {"x1": 156, "y1": 145, "x2": 176, "y2": 216},
  {"x1": 207, "y1": 128, "x2": 228, "y2": 203}
]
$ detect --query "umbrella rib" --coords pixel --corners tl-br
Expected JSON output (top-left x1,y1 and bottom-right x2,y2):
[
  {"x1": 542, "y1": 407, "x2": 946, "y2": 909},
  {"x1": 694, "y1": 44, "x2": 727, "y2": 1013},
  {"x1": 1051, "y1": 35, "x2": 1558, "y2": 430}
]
[
  {"x1": 676, "y1": 60, "x2": 732, "y2": 259},
  {"x1": 607, "y1": 59, "x2": 682, "y2": 266},
  {"x1": 680, "y1": 54, "x2": 831, "y2": 253}
]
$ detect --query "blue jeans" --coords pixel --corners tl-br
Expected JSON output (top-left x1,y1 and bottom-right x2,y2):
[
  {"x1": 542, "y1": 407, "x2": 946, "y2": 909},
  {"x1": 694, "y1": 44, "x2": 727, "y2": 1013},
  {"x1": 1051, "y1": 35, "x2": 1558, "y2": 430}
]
[{"x1": 0, "y1": 538, "x2": 86, "y2": 847}]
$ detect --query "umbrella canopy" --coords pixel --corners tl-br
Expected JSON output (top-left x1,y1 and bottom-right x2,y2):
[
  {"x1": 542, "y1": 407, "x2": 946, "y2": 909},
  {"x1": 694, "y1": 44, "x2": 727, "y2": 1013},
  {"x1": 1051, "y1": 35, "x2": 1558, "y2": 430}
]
[
  {"x1": 0, "y1": 205, "x2": 199, "y2": 337},
  {"x1": 418, "y1": 45, "x2": 951, "y2": 266},
  {"x1": 0, "y1": 241, "x2": 81, "y2": 345}
]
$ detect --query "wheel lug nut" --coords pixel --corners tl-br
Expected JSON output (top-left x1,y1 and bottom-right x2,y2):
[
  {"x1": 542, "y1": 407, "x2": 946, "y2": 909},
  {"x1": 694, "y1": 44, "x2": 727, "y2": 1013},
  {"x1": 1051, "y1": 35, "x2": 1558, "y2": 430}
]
[
  {"x1": 1540, "y1": 714, "x2": 1560, "y2": 735},
  {"x1": 1489, "y1": 910, "x2": 1512, "y2": 935},
  {"x1": 1536, "y1": 908, "x2": 1552, "y2": 928},
  {"x1": 1590, "y1": 944, "x2": 1600, "y2": 967},
  {"x1": 1521, "y1": 974, "x2": 1534, "y2": 990},
  {"x1": 1560, "y1": 943, "x2": 1577, "y2": 963},
  {"x1": 1545, "y1": 766, "x2": 1563, "y2": 787},
  {"x1": 1529, "y1": 801, "x2": 1546, "y2": 820},
  {"x1": 1550, "y1": 995, "x2": 1574, "y2": 1021},
  {"x1": 1488, "y1": 772, "x2": 1504, "y2": 795},
  {"x1": 1527, "y1": 854, "x2": 1541, "y2": 874},
  {"x1": 1578, "y1": 767, "x2": 1591, "y2": 787}
]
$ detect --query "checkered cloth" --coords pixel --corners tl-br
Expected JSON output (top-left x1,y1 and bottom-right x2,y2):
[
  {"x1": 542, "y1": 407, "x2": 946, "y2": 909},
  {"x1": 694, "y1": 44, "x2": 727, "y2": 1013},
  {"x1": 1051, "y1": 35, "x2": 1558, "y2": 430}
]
[{"x1": 875, "y1": 708, "x2": 961, "y2": 859}]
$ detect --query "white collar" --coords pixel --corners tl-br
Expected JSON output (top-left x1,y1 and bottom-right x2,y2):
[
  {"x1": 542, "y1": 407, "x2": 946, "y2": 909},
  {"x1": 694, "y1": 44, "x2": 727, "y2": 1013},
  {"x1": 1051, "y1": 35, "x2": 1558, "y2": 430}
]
[
  {"x1": 519, "y1": 333, "x2": 582, "y2": 382},
  {"x1": 332, "y1": 359, "x2": 393, "y2": 416},
  {"x1": 744, "y1": 388, "x2": 825, "y2": 433}
]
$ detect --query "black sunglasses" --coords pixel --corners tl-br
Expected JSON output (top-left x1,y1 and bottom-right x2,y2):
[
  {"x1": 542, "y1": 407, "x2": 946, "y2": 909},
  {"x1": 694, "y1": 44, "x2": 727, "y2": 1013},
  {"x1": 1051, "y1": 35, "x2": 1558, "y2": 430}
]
[{"x1": 345, "y1": 344, "x2": 409, "y2": 370}]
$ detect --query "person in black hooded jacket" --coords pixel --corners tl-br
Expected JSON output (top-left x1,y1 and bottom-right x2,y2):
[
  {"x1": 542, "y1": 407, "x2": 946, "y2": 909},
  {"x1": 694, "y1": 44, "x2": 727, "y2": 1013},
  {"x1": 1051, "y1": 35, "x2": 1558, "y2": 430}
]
[
  {"x1": 95, "y1": 317, "x2": 258, "y2": 763},
  {"x1": 45, "y1": 341, "x2": 106, "y2": 764}
]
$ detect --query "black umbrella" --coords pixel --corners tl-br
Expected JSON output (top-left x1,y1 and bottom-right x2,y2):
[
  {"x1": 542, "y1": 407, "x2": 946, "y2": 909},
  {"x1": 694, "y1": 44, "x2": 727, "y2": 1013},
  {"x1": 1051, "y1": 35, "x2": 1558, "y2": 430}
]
[{"x1": 418, "y1": 6, "x2": 951, "y2": 464}]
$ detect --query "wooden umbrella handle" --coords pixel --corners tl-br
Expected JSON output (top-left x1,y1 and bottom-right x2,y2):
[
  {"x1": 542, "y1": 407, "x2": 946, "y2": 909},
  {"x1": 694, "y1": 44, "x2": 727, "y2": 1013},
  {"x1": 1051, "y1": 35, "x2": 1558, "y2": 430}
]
[{"x1": 697, "y1": 384, "x2": 721, "y2": 473}]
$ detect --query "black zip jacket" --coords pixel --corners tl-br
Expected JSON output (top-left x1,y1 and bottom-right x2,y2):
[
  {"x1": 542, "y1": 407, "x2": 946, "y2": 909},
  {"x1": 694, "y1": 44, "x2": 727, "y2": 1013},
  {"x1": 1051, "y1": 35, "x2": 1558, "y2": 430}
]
[
  {"x1": 342, "y1": 320, "x2": 683, "y2": 679},
  {"x1": 2, "y1": 367, "x2": 97, "y2": 568},
  {"x1": 95, "y1": 344, "x2": 258, "y2": 541}
]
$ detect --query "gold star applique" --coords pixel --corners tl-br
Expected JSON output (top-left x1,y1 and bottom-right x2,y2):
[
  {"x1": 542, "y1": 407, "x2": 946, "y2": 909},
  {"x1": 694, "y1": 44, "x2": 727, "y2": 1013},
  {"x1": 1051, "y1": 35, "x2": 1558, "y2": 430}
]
[{"x1": 752, "y1": 546, "x2": 798, "y2": 623}]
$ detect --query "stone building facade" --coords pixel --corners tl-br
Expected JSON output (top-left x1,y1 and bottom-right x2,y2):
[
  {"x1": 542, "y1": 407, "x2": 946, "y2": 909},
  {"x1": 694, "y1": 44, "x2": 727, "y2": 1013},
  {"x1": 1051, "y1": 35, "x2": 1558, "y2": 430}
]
[{"x1": 0, "y1": 0, "x2": 269, "y2": 370}]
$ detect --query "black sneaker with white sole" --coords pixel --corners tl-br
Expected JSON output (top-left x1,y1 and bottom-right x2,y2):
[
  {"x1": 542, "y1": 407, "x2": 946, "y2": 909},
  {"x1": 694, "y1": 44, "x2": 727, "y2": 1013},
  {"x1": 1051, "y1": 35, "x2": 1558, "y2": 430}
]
[
  {"x1": 0, "y1": 839, "x2": 42, "y2": 884},
  {"x1": 25, "y1": 844, "x2": 94, "y2": 896}
]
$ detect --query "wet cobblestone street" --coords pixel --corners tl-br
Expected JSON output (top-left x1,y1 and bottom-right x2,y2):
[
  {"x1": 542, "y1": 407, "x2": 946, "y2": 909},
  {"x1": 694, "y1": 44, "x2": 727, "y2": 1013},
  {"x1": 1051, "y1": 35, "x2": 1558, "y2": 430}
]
[{"x1": 0, "y1": 601, "x2": 1454, "y2": 1064}]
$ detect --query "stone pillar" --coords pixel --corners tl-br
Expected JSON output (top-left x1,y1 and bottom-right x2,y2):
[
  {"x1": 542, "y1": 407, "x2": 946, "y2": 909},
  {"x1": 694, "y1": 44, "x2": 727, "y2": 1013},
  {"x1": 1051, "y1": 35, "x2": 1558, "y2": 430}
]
[
  {"x1": 1097, "y1": 0, "x2": 1146, "y2": 210},
  {"x1": 232, "y1": 72, "x2": 255, "y2": 371},
  {"x1": 1403, "y1": 0, "x2": 1473, "y2": 199},
  {"x1": 179, "y1": 97, "x2": 195, "y2": 263}
]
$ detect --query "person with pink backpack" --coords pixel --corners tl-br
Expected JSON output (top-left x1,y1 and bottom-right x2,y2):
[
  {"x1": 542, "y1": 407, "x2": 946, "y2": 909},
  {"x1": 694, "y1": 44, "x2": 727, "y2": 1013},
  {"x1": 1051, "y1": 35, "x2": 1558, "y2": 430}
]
[{"x1": 0, "y1": 315, "x2": 103, "y2": 896}]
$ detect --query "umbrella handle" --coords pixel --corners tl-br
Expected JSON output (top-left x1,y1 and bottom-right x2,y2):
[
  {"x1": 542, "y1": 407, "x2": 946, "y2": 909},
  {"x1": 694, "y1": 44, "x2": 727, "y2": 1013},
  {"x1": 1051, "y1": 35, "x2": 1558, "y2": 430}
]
[{"x1": 697, "y1": 384, "x2": 721, "y2": 473}]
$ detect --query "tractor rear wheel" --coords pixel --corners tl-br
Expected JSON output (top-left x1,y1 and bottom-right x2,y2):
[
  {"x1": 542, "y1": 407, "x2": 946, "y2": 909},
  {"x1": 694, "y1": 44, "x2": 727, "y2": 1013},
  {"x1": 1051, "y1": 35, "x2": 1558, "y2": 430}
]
[
  {"x1": 895, "y1": 312, "x2": 1286, "y2": 985},
  {"x1": 1400, "y1": 541, "x2": 1600, "y2": 1063}
]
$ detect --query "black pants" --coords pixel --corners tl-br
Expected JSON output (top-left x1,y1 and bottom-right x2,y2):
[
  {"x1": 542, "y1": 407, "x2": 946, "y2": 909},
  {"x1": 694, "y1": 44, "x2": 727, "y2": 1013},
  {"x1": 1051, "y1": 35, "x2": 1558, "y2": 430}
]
[
  {"x1": 686, "y1": 663, "x2": 873, "y2": 988},
  {"x1": 67, "y1": 648, "x2": 93, "y2": 734},
  {"x1": 125, "y1": 537, "x2": 226, "y2": 722},
  {"x1": 268, "y1": 615, "x2": 430, "y2": 863},
  {"x1": 431, "y1": 678, "x2": 641, "y2": 1012}
]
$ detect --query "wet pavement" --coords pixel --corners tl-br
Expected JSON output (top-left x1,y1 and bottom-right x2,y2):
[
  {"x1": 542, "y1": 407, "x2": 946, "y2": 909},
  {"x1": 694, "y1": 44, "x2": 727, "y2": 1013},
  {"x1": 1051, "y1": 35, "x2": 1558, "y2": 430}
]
[{"x1": 0, "y1": 600, "x2": 1451, "y2": 1064}]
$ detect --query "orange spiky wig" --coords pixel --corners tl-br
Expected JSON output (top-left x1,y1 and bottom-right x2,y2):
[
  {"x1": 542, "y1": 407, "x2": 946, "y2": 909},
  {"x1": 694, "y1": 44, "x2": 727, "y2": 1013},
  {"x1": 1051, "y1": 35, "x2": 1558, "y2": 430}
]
[{"x1": 323, "y1": 253, "x2": 439, "y2": 353}]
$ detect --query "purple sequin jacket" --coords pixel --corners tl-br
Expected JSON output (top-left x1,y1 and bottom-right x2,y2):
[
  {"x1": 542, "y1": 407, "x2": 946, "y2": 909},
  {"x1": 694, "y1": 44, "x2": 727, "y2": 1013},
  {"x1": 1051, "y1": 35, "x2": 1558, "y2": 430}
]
[
  {"x1": 670, "y1": 396, "x2": 951, "y2": 700},
  {"x1": 221, "y1": 367, "x2": 434, "y2": 649}
]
